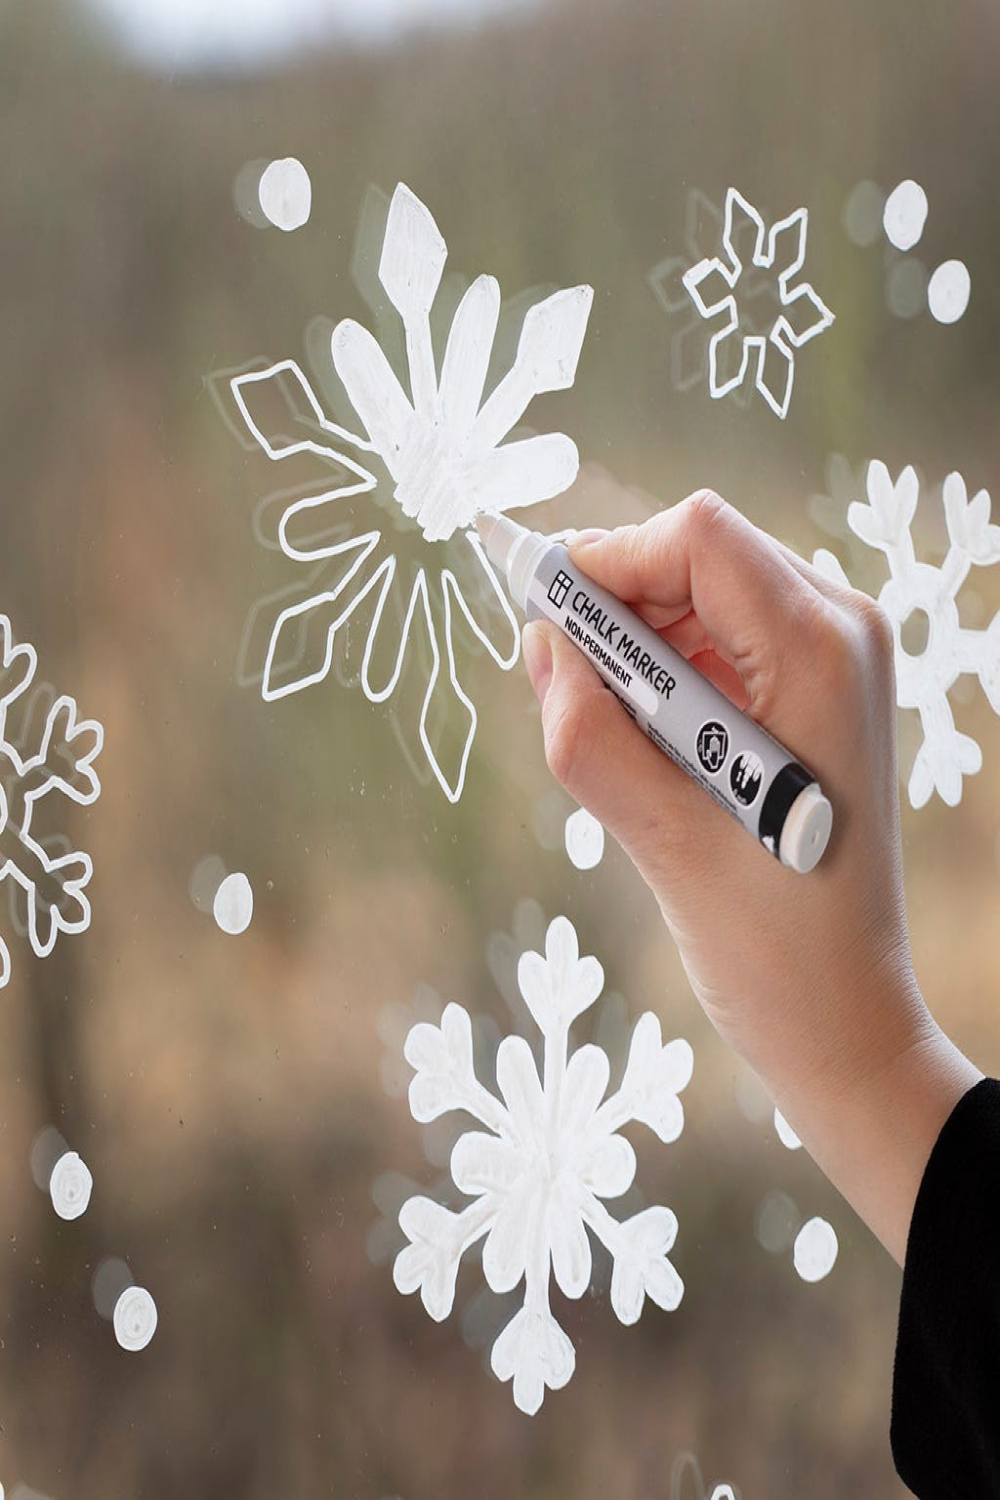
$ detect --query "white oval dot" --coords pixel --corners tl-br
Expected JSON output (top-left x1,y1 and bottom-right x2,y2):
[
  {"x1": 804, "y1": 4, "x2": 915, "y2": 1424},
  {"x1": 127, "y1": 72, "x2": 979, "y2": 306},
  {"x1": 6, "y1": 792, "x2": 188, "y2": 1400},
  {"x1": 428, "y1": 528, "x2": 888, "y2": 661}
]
[
  {"x1": 927, "y1": 259, "x2": 970, "y2": 324},
  {"x1": 49, "y1": 1150, "x2": 93, "y2": 1221},
  {"x1": 114, "y1": 1286, "x2": 158, "y2": 1351},
  {"x1": 564, "y1": 808, "x2": 605, "y2": 870},
  {"x1": 883, "y1": 179, "x2": 928, "y2": 251},
  {"x1": 258, "y1": 157, "x2": 312, "y2": 232},
  {"x1": 774, "y1": 1107, "x2": 802, "y2": 1151},
  {"x1": 793, "y1": 1216, "x2": 839, "y2": 1282},
  {"x1": 213, "y1": 872, "x2": 254, "y2": 935}
]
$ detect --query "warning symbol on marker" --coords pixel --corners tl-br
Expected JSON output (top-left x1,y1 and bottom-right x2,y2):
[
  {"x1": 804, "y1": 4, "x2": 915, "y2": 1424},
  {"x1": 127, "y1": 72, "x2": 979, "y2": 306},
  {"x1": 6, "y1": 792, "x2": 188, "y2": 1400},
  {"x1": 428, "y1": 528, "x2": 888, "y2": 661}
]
[
  {"x1": 696, "y1": 720, "x2": 729, "y2": 774},
  {"x1": 730, "y1": 750, "x2": 764, "y2": 806}
]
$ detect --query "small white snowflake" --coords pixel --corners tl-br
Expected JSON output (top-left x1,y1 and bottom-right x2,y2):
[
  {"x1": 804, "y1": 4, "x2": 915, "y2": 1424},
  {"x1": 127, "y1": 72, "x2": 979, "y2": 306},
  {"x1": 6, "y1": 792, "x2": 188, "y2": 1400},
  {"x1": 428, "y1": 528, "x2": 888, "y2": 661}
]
[
  {"x1": 227, "y1": 182, "x2": 592, "y2": 803},
  {"x1": 0, "y1": 617, "x2": 103, "y2": 988},
  {"x1": 814, "y1": 461, "x2": 1000, "y2": 808},
  {"x1": 682, "y1": 187, "x2": 834, "y2": 419},
  {"x1": 393, "y1": 914, "x2": 693, "y2": 1414}
]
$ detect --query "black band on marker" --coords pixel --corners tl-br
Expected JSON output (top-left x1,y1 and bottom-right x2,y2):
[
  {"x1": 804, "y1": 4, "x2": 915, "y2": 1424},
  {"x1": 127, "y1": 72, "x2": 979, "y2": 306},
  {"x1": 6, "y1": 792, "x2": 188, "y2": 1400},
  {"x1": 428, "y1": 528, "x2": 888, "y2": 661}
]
[{"x1": 758, "y1": 762, "x2": 815, "y2": 858}]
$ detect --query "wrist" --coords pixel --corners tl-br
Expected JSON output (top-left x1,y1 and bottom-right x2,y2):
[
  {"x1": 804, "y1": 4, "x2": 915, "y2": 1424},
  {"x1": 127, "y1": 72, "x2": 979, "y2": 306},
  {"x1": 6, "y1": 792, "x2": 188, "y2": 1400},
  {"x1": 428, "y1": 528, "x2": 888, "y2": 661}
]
[{"x1": 770, "y1": 978, "x2": 982, "y2": 1265}]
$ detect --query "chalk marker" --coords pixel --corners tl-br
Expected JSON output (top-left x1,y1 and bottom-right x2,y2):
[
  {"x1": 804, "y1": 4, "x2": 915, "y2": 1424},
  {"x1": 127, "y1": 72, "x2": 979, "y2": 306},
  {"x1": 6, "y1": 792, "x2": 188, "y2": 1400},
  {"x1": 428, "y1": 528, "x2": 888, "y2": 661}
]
[{"x1": 477, "y1": 514, "x2": 832, "y2": 874}]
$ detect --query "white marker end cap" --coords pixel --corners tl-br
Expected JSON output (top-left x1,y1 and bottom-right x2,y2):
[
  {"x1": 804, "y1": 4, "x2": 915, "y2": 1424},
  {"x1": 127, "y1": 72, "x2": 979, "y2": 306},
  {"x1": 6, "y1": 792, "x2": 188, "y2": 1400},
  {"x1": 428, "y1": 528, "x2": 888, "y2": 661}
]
[{"x1": 779, "y1": 783, "x2": 833, "y2": 874}]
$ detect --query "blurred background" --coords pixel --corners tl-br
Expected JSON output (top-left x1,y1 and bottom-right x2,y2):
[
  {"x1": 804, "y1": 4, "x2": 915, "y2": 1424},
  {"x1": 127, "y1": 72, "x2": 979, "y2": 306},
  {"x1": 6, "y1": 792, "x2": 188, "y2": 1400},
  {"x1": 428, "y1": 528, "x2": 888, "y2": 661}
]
[{"x1": 1, "y1": 0, "x2": 999, "y2": 1495}]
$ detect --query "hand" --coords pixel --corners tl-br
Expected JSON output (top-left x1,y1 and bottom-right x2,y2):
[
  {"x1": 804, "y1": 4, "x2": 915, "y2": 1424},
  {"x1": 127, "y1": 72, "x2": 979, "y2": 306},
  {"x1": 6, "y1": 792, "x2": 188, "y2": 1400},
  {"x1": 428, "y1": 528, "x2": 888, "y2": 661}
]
[{"x1": 521, "y1": 490, "x2": 981, "y2": 1262}]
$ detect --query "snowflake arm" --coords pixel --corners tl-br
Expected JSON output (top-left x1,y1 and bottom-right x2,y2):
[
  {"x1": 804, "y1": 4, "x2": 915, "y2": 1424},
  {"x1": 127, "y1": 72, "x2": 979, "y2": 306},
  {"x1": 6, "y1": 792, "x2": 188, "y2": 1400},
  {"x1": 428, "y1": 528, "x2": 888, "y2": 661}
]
[{"x1": 814, "y1": 462, "x2": 1000, "y2": 807}]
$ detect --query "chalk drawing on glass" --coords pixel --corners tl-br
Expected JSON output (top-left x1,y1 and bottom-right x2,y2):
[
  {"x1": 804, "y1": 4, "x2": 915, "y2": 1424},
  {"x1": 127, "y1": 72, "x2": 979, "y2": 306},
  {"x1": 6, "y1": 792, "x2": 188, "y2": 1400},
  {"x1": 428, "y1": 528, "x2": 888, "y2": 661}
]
[
  {"x1": 213, "y1": 871, "x2": 254, "y2": 934},
  {"x1": 649, "y1": 188, "x2": 782, "y2": 408},
  {"x1": 113, "y1": 1285, "x2": 158, "y2": 1351},
  {"x1": 773, "y1": 1106, "x2": 802, "y2": 1151},
  {"x1": 30, "y1": 1126, "x2": 93, "y2": 1219},
  {"x1": 814, "y1": 462, "x2": 1000, "y2": 807},
  {"x1": 845, "y1": 177, "x2": 971, "y2": 325},
  {"x1": 793, "y1": 1215, "x2": 838, "y2": 1283},
  {"x1": 680, "y1": 187, "x2": 834, "y2": 419},
  {"x1": 393, "y1": 913, "x2": 692, "y2": 1413},
  {"x1": 233, "y1": 157, "x2": 312, "y2": 231},
  {"x1": 0, "y1": 616, "x2": 103, "y2": 989},
  {"x1": 228, "y1": 183, "x2": 592, "y2": 802},
  {"x1": 564, "y1": 805, "x2": 605, "y2": 870}
]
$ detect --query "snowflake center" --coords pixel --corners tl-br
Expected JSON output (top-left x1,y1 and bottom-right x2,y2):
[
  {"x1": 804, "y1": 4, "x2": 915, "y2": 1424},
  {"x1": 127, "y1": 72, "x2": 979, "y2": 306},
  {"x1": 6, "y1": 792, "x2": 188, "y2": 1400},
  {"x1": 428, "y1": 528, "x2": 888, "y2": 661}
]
[
  {"x1": 390, "y1": 420, "x2": 469, "y2": 544},
  {"x1": 899, "y1": 605, "x2": 932, "y2": 659}
]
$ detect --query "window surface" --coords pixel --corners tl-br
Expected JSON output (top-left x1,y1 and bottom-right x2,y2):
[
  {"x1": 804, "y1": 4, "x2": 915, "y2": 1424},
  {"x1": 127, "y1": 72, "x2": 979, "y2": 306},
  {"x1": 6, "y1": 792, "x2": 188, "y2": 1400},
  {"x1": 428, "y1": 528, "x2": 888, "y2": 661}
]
[{"x1": 1, "y1": 2, "x2": 998, "y2": 1497}]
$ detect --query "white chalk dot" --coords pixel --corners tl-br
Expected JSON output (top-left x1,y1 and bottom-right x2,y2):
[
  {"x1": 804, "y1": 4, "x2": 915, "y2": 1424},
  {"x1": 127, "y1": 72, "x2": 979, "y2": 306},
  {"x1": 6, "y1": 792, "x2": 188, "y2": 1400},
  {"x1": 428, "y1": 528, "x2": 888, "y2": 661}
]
[
  {"x1": 927, "y1": 259, "x2": 970, "y2": 323},
  {"x1": 564, "y1": 807, "x2": 605, "y2": 870},
  {"x1": 774, "y1": 1107, "x2": 802, "y2": 1151},
  {"x1": 793, "y1": 1216, "x2": 839, "y2": 1282},
  {"x1": 213, "y1": 872, "x2": 254, "y2": 935},
  {"x1": 842, "y1": 180, "x2": 885, "y2": 247},
  {"x1": 49, "y1": 1151, "x2": 93, "y2": 1220},
  {"x1": 883, "y1": 179, "x2": 928, "y2": 251},
  {"x1": 885, "y1": 257, "x2": 927, "y2": 319},
  {"x1": 114, "y1": 1285, "x2": 158, "y2": 1351},
  {"x1": 258, "y1": 157, "x2": 312, "y2": 232}
]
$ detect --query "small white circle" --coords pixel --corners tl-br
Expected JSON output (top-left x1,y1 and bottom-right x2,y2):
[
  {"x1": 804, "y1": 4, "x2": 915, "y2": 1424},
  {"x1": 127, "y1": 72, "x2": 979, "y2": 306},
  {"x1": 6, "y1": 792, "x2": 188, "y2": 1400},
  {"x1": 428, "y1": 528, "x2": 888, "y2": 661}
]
[
  {"x1": 49, "y1": 1151, "x2": 94, "y2": 1220},
  {"x1": 793, "y1": 1216, "x2": 839, "y2": 1282},
  {"x1": 114, "y1": 1286, "x2": 158, "y2": 1351},
  {"x1": 774, "y1": 1107, "x2": 802, "y2": 1151},
  {"x1": 564, "y1": 808, "x2": 605, "y2": 870},
  {"x1": 927, "y1": 259, "x2": 971, "y2": 324},
  {"x1": 258, "y1": 157, "x2": 312, "y2": 232},
  {"x1": 883, "y1": 179, "x2": 928, "y2": 251},
  {"x1": 213, "y1": 872, "x2": 254, "y2": 935}
]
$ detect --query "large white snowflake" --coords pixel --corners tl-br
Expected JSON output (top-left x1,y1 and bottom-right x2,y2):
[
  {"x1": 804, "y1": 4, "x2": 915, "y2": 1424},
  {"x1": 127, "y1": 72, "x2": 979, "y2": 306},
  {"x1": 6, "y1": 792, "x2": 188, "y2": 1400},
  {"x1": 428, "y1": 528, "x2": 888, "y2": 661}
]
[
  {"x1": 0, "y1": 616, "x2": 103, "y2": 988},
  {"x1": 814, "y1": 461, "x2": 1000, "y2": 807},
  {"x1": 228, "y1": 182, "x2": 592, "y2": 803},
  {"x1": 393, "y1": 914, "x2": 693, "y2": 1414},
  {"x1": 681, "y1": 186, "x2": 834, "y2": 419}
]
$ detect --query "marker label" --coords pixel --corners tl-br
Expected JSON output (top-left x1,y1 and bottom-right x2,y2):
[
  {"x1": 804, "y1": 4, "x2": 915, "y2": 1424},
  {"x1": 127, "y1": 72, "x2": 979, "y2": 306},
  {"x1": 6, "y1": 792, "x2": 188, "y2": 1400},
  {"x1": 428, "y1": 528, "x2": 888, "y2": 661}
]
[{"x1": 526, "y1": 544, "x2": 799, "y2": 846}]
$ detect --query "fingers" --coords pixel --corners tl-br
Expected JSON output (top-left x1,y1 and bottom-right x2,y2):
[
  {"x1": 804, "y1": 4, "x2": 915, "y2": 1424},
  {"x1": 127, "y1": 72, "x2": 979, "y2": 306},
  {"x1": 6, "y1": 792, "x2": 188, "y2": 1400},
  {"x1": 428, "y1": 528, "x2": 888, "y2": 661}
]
[
  {"x1": 568, "y1": 491, "x2": 831, "y2": 724},
  {"x1": 520, "y1": 620, "x2": 743, "y2": 878}
]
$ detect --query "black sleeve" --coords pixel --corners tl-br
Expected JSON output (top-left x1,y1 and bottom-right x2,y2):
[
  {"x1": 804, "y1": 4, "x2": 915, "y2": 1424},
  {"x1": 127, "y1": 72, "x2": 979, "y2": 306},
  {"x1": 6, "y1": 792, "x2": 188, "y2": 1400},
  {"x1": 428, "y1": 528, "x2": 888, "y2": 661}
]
[{"x1": 891, "y1": 1076, "x2": 1000, "y2": 1498}]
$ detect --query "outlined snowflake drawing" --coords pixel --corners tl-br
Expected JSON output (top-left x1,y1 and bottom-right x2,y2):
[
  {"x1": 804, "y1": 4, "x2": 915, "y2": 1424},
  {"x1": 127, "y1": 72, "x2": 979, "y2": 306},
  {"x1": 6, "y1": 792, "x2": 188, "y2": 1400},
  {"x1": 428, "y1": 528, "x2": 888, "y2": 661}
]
[
  {"x1": 228, "y1": 181, "x2": 593, "y2": 802},
  {"x1": 393, "y1": 914, "x2": 693, "y2": 1414},
  {"x1": 648, "y1": 187, "x2": 781, "y2": 406},
  {"x1": 814, "y1": 461, "x2": 1000, "y2": 808},
  {"x1": 681, "y1": 187, "x2": 834, "y2": 419},
  {"x1": 0, "y1": 616, "x2": 103, "y2": 988}
]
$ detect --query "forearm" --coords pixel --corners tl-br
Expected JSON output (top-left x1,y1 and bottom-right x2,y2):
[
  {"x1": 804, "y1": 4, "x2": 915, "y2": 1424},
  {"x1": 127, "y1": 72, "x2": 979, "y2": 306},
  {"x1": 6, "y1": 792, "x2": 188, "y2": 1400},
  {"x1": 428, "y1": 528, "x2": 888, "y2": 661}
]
[{"x1": 768, "y1": 993, "x2": 983, "y2": 1266}]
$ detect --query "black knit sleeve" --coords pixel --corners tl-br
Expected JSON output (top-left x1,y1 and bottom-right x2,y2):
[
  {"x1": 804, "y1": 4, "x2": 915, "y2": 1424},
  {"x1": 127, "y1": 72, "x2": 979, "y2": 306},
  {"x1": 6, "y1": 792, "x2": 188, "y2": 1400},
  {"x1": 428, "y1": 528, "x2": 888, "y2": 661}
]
[{"x1": 891, "y1": 1076, "x2": 1000, "y2": 1498}]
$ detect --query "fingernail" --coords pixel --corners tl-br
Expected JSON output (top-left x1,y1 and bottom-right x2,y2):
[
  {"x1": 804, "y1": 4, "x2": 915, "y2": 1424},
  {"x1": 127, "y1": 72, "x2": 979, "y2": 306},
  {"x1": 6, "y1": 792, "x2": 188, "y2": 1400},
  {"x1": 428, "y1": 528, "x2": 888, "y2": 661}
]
[{"x1": 521, "y1": 622, "x2": 553, "y2": 704}]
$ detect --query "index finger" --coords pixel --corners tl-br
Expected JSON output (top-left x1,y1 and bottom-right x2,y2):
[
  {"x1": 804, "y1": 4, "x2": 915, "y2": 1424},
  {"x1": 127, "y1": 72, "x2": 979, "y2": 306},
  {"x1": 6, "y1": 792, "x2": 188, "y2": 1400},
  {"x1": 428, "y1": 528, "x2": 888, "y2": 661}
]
[{"x1": 568, "y1": 490, "x2": 829, "y2": 707}]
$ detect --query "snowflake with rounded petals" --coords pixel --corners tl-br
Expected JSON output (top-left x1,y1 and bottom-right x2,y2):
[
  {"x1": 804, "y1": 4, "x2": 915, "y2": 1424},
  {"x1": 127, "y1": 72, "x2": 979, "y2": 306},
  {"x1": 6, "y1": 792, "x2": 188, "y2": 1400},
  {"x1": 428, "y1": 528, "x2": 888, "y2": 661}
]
[
  {"x1": 814, "y1": 460, "x2": 1000, "y2": 807},
  {"x1": 393, "y1": 914, "x2": 693, "y2": 1414},
  {"x1": 228, "y1": 182, "x2": 592, "y2": 803}
]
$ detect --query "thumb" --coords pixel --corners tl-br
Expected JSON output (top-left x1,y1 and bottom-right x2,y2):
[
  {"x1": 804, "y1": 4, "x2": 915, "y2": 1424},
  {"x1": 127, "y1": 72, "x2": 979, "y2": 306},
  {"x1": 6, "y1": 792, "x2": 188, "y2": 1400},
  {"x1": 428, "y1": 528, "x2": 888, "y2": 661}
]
[{"x1": 521, "y1": 619, "x2": 744, "y2": 882}]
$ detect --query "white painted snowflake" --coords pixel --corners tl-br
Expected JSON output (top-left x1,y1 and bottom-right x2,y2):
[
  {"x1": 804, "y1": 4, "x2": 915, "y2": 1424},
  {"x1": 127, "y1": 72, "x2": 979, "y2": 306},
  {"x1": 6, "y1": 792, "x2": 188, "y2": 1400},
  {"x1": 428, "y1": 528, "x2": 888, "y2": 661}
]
[
  {"x1": 681, "y1": 187, "x2": 834, "y2": 419},
  {"x1": 814, "y1": 461, "x2": 1000, "y2": 807},
  {"x1": 228, "y1": 182, "x2": 593, "y2": 802},
  {"x1": 393, "y1": 914, "x2": 693, "y2": 1414},
  {"x1": 0, "y1": 617, "x2": 103, "y2": 988}
]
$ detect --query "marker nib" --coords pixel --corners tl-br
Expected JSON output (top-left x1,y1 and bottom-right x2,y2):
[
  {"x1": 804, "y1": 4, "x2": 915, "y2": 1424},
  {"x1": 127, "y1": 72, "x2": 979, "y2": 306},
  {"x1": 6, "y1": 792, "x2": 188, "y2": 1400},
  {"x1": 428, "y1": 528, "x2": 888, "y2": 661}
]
[{"x1": 475, "y1": 511, "x2": 500, "y2": 546}]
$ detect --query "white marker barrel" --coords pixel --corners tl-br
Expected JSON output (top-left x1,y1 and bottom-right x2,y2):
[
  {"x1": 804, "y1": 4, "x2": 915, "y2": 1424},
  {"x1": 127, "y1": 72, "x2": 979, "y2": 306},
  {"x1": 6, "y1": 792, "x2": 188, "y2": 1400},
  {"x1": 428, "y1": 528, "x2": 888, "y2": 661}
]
[{"x1": 481, "y1": 518, "x2": 831, "y2": 874}]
